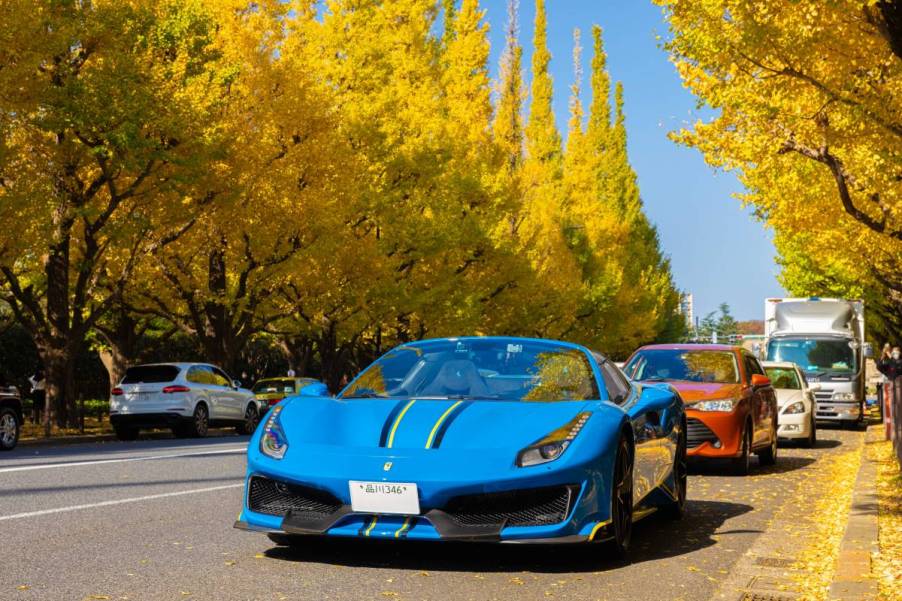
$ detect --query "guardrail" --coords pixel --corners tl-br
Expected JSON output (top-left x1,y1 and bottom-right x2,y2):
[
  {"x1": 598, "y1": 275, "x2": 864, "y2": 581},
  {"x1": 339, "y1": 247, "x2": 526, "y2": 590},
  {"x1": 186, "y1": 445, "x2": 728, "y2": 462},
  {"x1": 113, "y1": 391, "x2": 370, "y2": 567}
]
[{"x1": 885, "y1": 377, "x2": 902, "y2": 469}]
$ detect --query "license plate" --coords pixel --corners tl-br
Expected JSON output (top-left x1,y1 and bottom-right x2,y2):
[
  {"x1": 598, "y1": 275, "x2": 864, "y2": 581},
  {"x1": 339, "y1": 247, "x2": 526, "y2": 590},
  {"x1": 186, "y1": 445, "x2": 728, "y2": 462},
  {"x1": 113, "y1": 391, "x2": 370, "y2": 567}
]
[{"x1": 349, "y1": 481, "x2": 420, "y2": 515}]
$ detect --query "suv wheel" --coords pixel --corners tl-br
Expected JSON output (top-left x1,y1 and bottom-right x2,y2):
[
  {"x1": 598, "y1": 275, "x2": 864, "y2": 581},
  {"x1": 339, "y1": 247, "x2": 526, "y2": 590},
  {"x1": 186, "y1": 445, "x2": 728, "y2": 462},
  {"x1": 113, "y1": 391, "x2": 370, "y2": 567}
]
[
  {"x1": 188, "y1": 403, "x2": 209, "y2": 438},
  {"x1": 239, "y1": 403, "x2": 259, "y2": 435},
  {"x1": 0, "y1": 408, "x2": 19, "y2": 451}
]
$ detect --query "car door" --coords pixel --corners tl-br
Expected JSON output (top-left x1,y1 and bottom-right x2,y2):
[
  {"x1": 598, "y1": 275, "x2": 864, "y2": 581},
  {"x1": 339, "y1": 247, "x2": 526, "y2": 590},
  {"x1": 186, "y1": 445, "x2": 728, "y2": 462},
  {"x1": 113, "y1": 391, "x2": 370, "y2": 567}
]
[
  {"x1": 598, "y1": 357, "x2": 661, "y2": 503},
  {"x1": 211, "y1": 366, "x2": 243, "y2": 420}
]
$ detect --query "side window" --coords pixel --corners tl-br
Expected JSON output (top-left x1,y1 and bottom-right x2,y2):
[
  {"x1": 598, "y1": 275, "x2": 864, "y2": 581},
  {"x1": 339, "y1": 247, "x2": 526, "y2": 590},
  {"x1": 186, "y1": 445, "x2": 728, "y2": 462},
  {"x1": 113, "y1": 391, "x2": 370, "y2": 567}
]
[
  {"x1": 743, "y1": 355, "x2": 764, "y2": 380},
  {"x1": 186, "y1": 367, "x2": 201, "y2": 384},
  {"x1": 211, "y1": 367, "x2": 232, "y2": 387},
  {"x1": 600, "y1": 361, "x2": 631, "y2": 404}
]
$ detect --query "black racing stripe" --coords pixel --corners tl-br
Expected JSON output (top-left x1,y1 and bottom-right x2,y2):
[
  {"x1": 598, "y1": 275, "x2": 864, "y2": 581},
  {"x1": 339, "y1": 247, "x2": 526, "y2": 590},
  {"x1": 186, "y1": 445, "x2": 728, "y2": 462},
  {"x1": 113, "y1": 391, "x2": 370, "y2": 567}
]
[
  {"x1": 430, "y1": 401, "x2": 472, "y2": 449},
  {"x1": 379, "y1": 400, "x2": 409, "y2": 447}
]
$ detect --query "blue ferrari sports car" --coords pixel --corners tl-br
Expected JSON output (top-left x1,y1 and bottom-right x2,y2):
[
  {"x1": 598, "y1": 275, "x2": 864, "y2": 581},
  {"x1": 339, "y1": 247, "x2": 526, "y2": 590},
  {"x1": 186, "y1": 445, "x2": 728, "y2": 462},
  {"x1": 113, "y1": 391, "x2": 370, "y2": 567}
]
[{"x1": 235, "y1": 336, "x2": 687, "y2": 557}]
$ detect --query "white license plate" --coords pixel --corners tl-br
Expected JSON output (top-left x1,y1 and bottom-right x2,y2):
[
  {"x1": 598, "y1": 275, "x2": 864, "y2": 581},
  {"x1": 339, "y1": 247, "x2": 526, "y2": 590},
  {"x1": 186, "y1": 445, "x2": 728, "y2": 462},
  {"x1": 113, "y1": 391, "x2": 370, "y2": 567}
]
[{"x1": 349, "y1": 481, "x2": 420, "y2": 515}]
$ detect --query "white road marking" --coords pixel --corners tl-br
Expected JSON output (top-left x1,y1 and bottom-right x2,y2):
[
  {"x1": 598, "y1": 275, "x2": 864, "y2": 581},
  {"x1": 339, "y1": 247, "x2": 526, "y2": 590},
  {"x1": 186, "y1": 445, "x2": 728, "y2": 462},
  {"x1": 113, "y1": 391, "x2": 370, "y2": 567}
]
[
  {"x1": 0, "y1": 447, "x2": 247, "y2": 474},
  {"x1": 0, "y1": 483, "x2": 245, "y2": 522}
]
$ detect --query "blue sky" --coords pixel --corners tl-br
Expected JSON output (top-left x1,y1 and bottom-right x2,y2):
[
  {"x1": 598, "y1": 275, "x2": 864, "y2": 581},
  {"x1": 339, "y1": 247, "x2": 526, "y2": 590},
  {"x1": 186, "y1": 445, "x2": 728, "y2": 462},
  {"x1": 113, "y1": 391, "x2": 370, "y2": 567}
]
[{"x1": 479, "y1": 0, "x2": 786, "y2": 321}]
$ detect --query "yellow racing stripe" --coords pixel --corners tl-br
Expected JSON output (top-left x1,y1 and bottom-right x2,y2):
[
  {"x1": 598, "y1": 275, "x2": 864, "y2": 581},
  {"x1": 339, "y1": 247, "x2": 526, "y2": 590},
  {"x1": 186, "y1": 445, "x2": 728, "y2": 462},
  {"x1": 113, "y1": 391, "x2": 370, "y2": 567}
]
[
  {"x1": 386, "y1": 400, "x2": 416, "y2": 449},
  {"x1": 589, "y1": 519, "x2": 612, "y2": 541},
  {"x1": 394, "y1": 517, "x2": 412, "y2": 538},
  {"x1": 424, "y1": 400, "x2": 464, "y2": 449},
  {"x1": 363, "y1": 516, "x2": 379, "y2": 537}
]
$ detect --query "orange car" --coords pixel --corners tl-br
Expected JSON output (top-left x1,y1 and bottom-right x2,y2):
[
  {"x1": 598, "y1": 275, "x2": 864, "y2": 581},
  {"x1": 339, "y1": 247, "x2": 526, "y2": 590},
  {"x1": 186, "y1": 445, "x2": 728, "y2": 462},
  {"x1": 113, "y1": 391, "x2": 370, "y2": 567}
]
[{"x1": 623, "y1": 344, "x2": 778, "y2": 474}]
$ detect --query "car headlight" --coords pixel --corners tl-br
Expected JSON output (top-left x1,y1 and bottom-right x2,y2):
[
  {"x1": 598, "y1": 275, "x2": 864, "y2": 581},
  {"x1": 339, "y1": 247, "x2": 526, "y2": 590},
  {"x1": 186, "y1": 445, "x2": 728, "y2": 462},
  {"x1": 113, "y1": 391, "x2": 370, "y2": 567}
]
[
  {"x1": 260, "y1": 405, "x2": 288, "y2": 460},
  {"x1": 517, "y1": 412, "x2": 591, "y2": 467},
  {"x1": 833, "y1": 392, "x2": 857, "y2": 401},
  {"x1": 694, "y1": 398, "x2": 737, "y2": 412},
  {"x1": 783, "y1": 401, "x2": 805, "y2": 414}
]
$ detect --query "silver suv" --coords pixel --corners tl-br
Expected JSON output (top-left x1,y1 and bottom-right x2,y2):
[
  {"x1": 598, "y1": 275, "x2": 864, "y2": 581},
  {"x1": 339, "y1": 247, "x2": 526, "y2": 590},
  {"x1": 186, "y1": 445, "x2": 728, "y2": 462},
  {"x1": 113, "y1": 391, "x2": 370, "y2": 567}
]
[{"x1": 110, "y1": 363, "x2": 257, "y2": 440}]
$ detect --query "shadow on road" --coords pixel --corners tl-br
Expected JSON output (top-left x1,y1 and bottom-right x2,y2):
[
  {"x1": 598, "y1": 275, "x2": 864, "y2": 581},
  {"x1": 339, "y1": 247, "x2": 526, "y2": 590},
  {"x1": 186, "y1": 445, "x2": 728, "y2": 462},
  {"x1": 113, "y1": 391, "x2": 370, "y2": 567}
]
[
  {"x1": 262, "y1": 499, "x2": 753, "y2": 573},
  {"x1": 688, "y1": 455, "x2": 815, "y2": 477}
]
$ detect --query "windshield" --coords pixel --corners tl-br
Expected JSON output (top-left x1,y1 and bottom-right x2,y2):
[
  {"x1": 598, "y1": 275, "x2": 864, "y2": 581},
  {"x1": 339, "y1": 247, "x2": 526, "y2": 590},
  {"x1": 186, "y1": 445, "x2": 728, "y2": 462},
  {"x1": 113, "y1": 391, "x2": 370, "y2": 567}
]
[
  {"x1": 764, "y1": 366, "x2": 801, "y2": 390},
  {"x1": 339, "y1": 339, "x2": 600, "y2": 402},
  {"x1": 766, "y1": 338, "x2": 857, "y2": 375},
  {"x1": 252, "y1": 379, "x2": 296, "y2": 394},
  {"x1": 624, "y1": 349, "x2": 739, "y2": 384}
]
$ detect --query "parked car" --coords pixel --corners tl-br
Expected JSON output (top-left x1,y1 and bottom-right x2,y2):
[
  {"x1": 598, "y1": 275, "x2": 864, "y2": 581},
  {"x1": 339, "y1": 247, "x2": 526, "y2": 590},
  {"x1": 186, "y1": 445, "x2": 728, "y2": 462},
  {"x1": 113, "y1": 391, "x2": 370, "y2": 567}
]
[
  {"x1": 235, "y1": 336, "x2": 687, "y2": 558},
  {"x1": 624, "y1": 344, "x2": 778, "y2": 475},
  {"x1": 110, "y1": 363, "x2": 257, "y2": 441},
  {"x1": 762, "y1": 361, "x2": 817, "y2": 447},
  {"x1": 0, "y1": 386, "x2": 23, "y2": 451},
  {"x1": 252, "y1": 377, "x2": 328, "y2": 414}
]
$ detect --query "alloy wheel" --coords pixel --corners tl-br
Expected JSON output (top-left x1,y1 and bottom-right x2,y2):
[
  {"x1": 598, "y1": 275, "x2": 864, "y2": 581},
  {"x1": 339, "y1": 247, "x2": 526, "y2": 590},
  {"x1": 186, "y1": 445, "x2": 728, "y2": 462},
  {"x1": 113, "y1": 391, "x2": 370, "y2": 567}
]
[
  {"x1": 609, "y1": 436, "x2": 633, "y2": 558},
  {"x1": 194, "y1": 404, "x2": 209, "y2": 437},
  {"x1": 243, "y1": 404, "x2": 259, "y2": 435},
  {"x1": 0, "y1": 411, "x2": 17, "y2": 448}
]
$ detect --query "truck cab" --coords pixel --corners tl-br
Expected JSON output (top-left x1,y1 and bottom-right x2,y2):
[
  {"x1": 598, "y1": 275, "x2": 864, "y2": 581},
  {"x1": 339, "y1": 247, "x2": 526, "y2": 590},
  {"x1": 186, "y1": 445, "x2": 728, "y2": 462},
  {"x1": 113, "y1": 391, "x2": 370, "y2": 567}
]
[{"x1": 764, "y1": 298, "x2": 871, "y2": 428}]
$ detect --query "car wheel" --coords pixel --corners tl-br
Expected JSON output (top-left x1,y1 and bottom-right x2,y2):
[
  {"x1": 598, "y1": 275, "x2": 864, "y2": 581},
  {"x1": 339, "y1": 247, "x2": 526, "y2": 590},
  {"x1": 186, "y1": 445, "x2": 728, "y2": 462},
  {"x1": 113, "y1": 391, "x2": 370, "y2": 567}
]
[
  {"x1": 239, "y1": 403, "x2": 259, "y2": 435},
  {"x1": 758, "y1": 422, "x2": 778, "y2": 466},
  {"x1": 732, "y1": 424, "x2": 751, "y2": 475},
  {"x1": 803, "y1": 416, "x2": 816, "y2": 448},
  {"x1": 189, "y1": 403, "x2": 209, "y2": 438},
  {"x1": 662, "y1": 422, "x2": 687, "y2": 520},
  {"x1": 0, "y1": 408, "x2": 19, "y2": 451},
  {"x1": 113, "y1": 424, "x2": 139, "y2": 441},
  {"x1": 603, "y1": 434, "x2": 633, "y2": 560}
]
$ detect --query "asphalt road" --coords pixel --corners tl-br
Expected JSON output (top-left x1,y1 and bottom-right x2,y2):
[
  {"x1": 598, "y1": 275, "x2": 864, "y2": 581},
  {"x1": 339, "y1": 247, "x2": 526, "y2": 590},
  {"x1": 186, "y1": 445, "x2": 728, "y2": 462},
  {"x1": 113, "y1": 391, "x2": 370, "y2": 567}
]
[{"x1": 1, "y1": 425, "x2": 864, "y2": 601}]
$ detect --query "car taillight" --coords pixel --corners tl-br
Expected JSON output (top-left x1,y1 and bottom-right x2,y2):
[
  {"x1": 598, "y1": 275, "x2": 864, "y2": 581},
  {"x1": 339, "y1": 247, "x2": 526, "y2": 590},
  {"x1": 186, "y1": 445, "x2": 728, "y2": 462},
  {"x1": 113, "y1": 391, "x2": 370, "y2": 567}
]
[
  {"x1": 267, "y1": 397, "x2": 284, "y2": 407},
  {"x1": 162, "y1": 385, "x2": 191, "y2": 394},
  {"x1": 111, "y1": 387, "x2": 124, "y2": 396}
]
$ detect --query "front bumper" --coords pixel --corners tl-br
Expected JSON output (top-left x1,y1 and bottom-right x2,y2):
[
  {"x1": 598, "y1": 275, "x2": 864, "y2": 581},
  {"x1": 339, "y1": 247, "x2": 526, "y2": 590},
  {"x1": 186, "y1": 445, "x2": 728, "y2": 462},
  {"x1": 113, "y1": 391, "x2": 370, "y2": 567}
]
[
  {"x1": 685, "y1": 410, "x2": 744, "y2": 458},
  {"x1": 814, "y1": 402, "x2": 861, "y2": 422},
  {"x1": 777, "y1": 410, "x2": 813, "y2": 439},
  {"x1": 235, "y1": 470, "x2": 612, "y2": 544}
]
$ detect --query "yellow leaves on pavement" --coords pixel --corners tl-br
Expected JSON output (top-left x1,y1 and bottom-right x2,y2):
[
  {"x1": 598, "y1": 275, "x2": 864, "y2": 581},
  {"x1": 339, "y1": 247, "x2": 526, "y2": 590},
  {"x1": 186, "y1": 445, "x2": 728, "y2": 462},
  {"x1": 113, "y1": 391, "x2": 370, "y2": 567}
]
[{"x1": 869, "y1": 439, "x2": 902, "y2": 600}]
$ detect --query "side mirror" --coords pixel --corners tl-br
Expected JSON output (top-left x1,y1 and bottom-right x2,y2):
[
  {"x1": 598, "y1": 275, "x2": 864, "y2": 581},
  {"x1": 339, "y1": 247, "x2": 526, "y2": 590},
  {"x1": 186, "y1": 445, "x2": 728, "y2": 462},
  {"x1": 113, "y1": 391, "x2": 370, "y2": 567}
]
[
  {"x1": 863, "y1": 343, "x2": 874, "y2": 359},
  {"x1": 750, "y1": 374, "x2": 771, "y2": 388},
  {"x1": 298, "y1": 381, "x2": 330, "y2": 397},
  {"x1": 232, "y1": 379, "x2": 242, "y2": 389}
]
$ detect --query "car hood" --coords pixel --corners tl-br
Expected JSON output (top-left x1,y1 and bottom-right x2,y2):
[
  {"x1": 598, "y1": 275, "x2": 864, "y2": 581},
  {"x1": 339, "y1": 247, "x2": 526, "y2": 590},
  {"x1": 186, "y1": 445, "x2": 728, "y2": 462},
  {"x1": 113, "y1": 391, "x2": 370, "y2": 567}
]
[
  {"x1": 659, "y1": 382, "x2": 743, "y2": 406},
  {"x1": 277, "y1": 396, "x2": 596, "y2": 453}
]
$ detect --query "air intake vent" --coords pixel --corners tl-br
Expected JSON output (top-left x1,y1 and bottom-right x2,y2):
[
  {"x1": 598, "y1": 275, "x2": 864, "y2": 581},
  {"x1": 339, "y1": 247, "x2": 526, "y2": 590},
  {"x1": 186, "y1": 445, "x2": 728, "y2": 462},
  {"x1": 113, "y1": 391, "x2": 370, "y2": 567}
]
[
  {"x1": 442, "y1": 485, "x2": 577, "y2": 527},
  {"x1": 686, "y1": 418, "x2": 719, "y2": 448},
  {"x1": 248, "y1": 476, "x2": 342, "y2": 518}
]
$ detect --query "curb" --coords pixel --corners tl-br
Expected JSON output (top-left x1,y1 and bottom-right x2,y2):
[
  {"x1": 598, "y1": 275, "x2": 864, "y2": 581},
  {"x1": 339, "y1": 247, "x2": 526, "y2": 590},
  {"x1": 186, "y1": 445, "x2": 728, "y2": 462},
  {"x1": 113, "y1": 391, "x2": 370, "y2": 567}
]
[
  {"x1": 827, "y1": 425, "x2": 881, "y2": 601},
  {"x1": 17, "y1": 428, "x2": 241, "y2": 448}
]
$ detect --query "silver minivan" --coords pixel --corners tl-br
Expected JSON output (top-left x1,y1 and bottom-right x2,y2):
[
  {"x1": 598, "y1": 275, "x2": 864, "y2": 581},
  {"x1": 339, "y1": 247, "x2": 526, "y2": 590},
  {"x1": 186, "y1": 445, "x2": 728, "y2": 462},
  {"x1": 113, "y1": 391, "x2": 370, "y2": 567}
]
[{"x1": 109, "y1": 363, "x2": 257, "y2": 440}]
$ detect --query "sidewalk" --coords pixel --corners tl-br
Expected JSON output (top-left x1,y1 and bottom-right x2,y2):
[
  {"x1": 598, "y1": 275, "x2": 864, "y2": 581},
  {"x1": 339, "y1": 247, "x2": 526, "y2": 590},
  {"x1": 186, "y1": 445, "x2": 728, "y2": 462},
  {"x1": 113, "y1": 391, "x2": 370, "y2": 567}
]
[{"x1": 710, "y1": 422, "x2": 882, "y2": 601}]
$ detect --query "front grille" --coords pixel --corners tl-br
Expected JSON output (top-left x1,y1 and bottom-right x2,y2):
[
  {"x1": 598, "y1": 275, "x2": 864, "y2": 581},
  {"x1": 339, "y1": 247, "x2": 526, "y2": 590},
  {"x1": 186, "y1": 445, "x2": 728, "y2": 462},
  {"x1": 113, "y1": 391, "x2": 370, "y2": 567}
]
[
  {"x1": 248, "y1": 476, "x2": 342, "y2": 518},
  {"x1": 814, "y1": 391, "x2": 832, "y2": 402},
  {"x1": 686, "y1": 418, "x2": 719, "y2": 448},
  {"x1": 442, "y1": 485, "x2": 577, "y2": 527}
]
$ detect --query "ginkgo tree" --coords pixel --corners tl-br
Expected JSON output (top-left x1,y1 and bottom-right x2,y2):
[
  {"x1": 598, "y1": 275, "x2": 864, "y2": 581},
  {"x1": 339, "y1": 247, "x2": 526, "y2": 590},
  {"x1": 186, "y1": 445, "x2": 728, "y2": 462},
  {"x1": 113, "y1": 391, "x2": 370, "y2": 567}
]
[{"x1": 655, "y1": 0, "x2": 902, "y2": 342}]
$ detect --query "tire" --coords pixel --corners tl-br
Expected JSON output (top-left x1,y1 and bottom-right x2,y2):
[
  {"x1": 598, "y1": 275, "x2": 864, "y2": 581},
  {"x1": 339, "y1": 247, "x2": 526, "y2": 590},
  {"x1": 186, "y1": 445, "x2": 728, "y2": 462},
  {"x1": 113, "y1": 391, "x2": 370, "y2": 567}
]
[
  {"x1": 0, "y1": 407, "x2": 19, "y2": 451},
  {"x1": 732, "y1": 424, "x2": 751, "y2": 475},
  {"x1": 803, "y1": 416, "x2": 816, "y2": 448},
  {"x1": 188, "y1": 403, "x2": 209, "y2": 438},
  {"x1": 238, "y1": 403, "x2": 259, "y2": 435},
  {"x1": 757, "y1": 422, "x2": 778, "y2": 466},
  {"x1": 602, "y1": 434, "x2": 634, "y2": 560},
  {"x1": 113, "y1": 424, "x2": 139, "y2": 441},
  {"x1": 662, "y1": 421, "x2": 687, "y2": 520}
]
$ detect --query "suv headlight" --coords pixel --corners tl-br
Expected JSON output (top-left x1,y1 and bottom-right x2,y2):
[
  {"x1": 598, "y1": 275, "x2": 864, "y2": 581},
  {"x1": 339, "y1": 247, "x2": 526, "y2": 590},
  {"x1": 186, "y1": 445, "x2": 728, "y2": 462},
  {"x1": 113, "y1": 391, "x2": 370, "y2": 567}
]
[
  {"x1": 833, "y1": 392, "x2": 857, "y2": 401},
  {"x1": 260, "y1": 405, "x2": 288, "y2": 460},
  {"x1": 783, "y1": 401, "x2": 805, "y2": 414},
  {"x1": 694, "y1": 398, "x2": 737, "y2": 412},
  {"x1": 517, "y1": 412, "x2": 590, "y2": 467}
]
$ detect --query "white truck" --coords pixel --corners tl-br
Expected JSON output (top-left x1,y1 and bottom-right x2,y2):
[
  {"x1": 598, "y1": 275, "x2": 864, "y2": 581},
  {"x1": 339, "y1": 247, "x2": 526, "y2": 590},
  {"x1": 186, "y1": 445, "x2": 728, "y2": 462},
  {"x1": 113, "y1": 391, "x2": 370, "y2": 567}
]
[{"x1": 764, "y1": 298, "x2": 872, "y2": 427}]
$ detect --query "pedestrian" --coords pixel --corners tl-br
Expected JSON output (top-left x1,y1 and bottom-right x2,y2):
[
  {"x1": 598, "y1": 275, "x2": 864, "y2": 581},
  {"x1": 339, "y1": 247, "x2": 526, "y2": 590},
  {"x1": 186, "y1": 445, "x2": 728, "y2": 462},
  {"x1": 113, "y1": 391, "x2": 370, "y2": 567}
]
[
  {"x1": 28, "y1": 366, "x2": 45, "y2": 424},
  {"x1": 876, "y1": 344, "x2": 902, "y2": 380}
]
